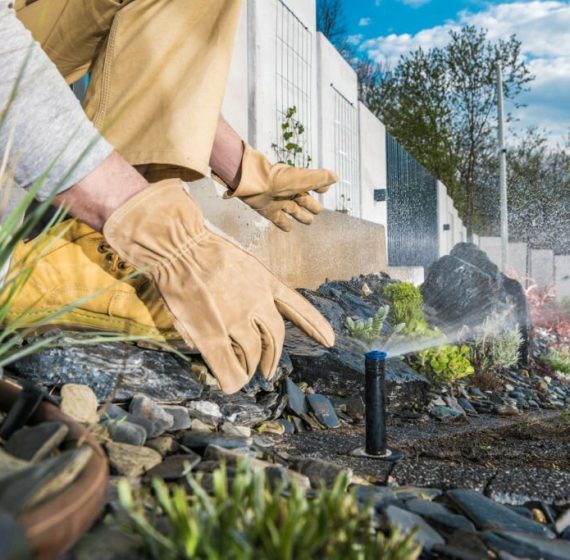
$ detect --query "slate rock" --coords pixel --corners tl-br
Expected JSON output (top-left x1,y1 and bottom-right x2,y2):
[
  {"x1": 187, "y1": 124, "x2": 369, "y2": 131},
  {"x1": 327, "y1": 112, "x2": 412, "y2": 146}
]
[
  {"x1": 354, "y1": 485, "x2": 398, "y2": 510},
  {"x1": 106, "y1": 442, "x2": 162, "y2": 477},
  {"x1": 199, "y1": 389, "x2": 271, "y2": 426},
  {"x1": 181, "y1": 432, "x2": 253, "y2": 451},
  {"x1": 405, "y1": 499, "x2": 476, "y2": 535},
  {"x1": 482, "y1": 530, "x2": 570, "y2": 560},
  {"x1": 382, "y1": 505, "x2": 444, "y2": 551},
  {"x1": 146, "y1": 453, "x2": 201, "y2": 480},
  {"x1": 306, "y1": 394, "x2": 341, "y2": 428},
  {"x1": 162, "y1": 406, "x2": 191, "y2": 431},
  {"x1": 422, "y1": 244, "x2": 528, "y2": 338},
  {"x1": 129, "y1": 395, "x2": 174, "y2": 438},
  {"x1": 276, "y1": 419, "x2": 295, "y2": 434},
  {"x1": 285, "y1": 378, "x2": 308, "y2": 416},
  {"x1": 186, "y1": 401, "x2": 223, "y2": 425},
  {"x1": 60, "y1": 384, "x2": 99, "y2": 424},
  {"x1": 106, "y1": 420, "x2": 147, "y2": 446},
  {"x1": 242, "y1": 351, "x2": 293, "y2": 394},
  {"x1": 445, "y1": 528, "x2": 491, "y2": 559},
  {"x1": 394, "y1": 487, "x2": 443, "y2": 501},
  {"x1": 295, "y1": 458, "x2": 352, "y2": 489},
  {"x1": 5, "y1": 422, "x2": 68, "y2": 462},
  {"x1": 486, "y1": 467, "x2": 570, "y2": 507},
  {"x1": 555, "y1": 509, "x2": 570, "y2": 534},
  {"x1": 286, "y1": 323, "x2": 429, "y2": 414},
  {"x1": 145, "y1": 436, "x2": 179, "y2": 457},
  {"x1": 220, "y1": 423, "x2": 252, "y2": 437},
  {"x1": 447, "y1": 489, "x2": 555, "y2": 538},
  {"x1": 10, "y1": 341, "x2": 203, "y2": 402}
]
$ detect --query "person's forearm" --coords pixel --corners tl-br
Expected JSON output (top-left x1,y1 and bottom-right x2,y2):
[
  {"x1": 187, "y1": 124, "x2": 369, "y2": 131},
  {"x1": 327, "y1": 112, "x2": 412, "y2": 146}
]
[
  {"x1": 209, "y1": 115, "x2": 244, "y2": 190},
  {"x1": 0, "y1": 6, "x2": 113, "y2": 201},
  {"x1": 54, "y1": 151, "x2": 149, "y2": 231}
]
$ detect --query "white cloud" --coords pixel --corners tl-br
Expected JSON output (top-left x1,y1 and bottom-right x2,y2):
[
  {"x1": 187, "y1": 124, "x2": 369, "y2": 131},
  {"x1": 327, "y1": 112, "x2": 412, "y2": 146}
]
[
  {"x1": 347, "y1": 34, "x2": 364, "y2": 46},
  {"x1": 400, "y1": 0, "x2": 432, "y2": 6},
  {"x1": 360, "y1": 1, "x2": 570, "y2": 143},
  {"x1": 358, "y1": 17, "x2": 372, "y2": 27}
]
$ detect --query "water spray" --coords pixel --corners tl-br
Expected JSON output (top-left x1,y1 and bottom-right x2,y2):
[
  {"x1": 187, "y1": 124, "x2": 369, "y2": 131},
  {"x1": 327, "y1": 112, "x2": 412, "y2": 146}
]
[{"x1": 351, "y1": 351, "x2": 404, "y2": 461}]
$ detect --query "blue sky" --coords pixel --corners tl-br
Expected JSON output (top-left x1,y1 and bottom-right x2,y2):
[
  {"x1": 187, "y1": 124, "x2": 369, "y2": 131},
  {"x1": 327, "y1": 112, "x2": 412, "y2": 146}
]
[{"x1": 344, "y1": 1, "x2": 570, "y2": 146}]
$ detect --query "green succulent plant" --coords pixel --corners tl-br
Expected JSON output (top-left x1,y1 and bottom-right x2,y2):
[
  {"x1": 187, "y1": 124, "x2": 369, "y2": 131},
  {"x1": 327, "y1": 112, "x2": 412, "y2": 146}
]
[{"x1": 413, "y1": 344, "x2": 475, "y2": 384}]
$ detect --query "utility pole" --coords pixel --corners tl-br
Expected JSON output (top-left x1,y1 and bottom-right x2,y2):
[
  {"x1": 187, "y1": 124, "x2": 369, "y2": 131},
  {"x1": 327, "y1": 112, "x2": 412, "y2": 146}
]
[{"x1": 497, "y1": 62, "x2": 509, "y2": 272}]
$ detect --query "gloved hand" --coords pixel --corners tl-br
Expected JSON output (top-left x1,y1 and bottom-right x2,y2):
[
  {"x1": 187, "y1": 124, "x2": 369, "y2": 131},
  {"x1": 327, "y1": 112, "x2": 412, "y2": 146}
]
[
  {"x1": 223, "y1": 144, "x2": 338, "y2": 232},
  {"x1": 103, "y1": 179, "x2": 335, "y2": 393}
]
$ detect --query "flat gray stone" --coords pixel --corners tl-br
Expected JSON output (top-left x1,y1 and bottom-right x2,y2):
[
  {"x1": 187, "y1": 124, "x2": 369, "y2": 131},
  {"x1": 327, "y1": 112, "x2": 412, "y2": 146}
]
[
  {"x1": 482, "y1": 530, "x2": 570, "y2": 560},
  {"x1": 106, "y1": 443, "x2": 162, "y2": 478},
  {"x1": 295, "y1": 458, "x2": 352, "y2": 489},
  {"x1": 486, "y1": 467, "x2": 570, "y2": 507},
  {"x1": 9, "y1": 342, "x2": 203, "y2": 402},
  {"x1": 306, "y1": 394, "x2": 341, "y2": 428},
  {"x1": 285, "y1": 378, "x2": 308, "y2": 416},
  {"x1": 186, "y1": 401, "x2": 223, "y2": 425},
  {"x1": 162, "y1": 405, "x2": 191, "y2": 431},
  {"x1": 105, "y1": 420, "x2": 147, "y2": 446},
  {"x1": 354, "y1": 485, "x2": 398, "y2": 509},
  {"x1": 5, "y1": 422, "x2": 68, "y2": 462},
  {"x1": 382, "y1": 505, "x2": 444, "y2": 551},
  {"x1": 448, "y1": 489, "x2": 555, "y2": 538},
  {"x1": 129, "y1": 395, "x2": 173, "y2": 438},
  {"x1": 181, "y1": 432, "x2": 252, "y2": 451},
  {"x1": 146, "y1": 453, "x2": 201, "y2": 480}
]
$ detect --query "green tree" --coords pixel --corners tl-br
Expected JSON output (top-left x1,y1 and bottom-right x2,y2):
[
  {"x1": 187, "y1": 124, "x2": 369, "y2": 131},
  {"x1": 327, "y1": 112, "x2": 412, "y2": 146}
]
[{"x1": 365, "y1": 26, "x2": 534, "y2": 235}]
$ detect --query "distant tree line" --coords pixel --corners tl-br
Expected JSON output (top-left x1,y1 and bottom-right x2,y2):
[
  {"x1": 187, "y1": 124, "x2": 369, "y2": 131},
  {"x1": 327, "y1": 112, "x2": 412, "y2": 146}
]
[{"x1": 316, "y1": 0, "x2": 569, "y2": 252}]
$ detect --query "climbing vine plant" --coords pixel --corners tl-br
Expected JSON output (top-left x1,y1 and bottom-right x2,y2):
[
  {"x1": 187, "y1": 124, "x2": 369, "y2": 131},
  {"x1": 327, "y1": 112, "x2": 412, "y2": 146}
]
[{"x1": 272, "y1": 105, "x2": 312, "y2": 168}]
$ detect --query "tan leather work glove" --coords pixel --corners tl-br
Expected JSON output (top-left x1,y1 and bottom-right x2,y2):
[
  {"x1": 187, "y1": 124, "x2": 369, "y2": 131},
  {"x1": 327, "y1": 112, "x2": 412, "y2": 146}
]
[
  {"x1": 224, "y1": 144, "x2": 338, "y2": 232},
  {"x1": 103, "y1": 179, "x2": 335, "y2": 394}
]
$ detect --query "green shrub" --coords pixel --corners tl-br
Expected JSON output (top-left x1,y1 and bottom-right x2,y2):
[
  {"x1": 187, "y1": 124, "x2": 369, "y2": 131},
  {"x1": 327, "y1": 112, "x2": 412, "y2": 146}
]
[
  {"x1": 469, "y1": 316, "x2": 522, "y2": 375},
  {"x1": 541, "y1": 346, "x2": 570, "y2": 375},
  {"x1": 412, "y1": 344, "x2": 475, "y2": 384},
  {"x1": 383, "y1": 283, "x2": 430, "y2": 336},
  {"x1": 117, "y1": 460, "x2": 421, "y2": 560}
]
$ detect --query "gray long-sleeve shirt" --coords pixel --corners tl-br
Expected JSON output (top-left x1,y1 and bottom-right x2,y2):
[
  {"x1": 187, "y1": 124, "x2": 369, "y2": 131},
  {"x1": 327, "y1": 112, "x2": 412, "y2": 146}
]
[{"x1": 0, "y1": 2, "x2": 113, "y2": 202}]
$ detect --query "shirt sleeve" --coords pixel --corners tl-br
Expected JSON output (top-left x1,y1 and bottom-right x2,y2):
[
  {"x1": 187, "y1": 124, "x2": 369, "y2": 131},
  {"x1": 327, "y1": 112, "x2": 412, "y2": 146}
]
[{"x1": 0, "y1": 5, "x2": 114, "y2": 200}]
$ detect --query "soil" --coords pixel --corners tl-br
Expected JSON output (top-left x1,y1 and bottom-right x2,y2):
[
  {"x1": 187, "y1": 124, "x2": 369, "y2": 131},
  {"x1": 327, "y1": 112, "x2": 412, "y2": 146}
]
[{"x1": 274, "y1": 410, "x2": 570, "y2": 481}]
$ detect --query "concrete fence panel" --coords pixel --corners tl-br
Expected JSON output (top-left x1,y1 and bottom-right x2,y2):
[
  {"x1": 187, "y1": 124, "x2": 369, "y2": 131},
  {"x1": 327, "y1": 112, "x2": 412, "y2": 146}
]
[
  {"x1": 529, "y1": 249, "x2": 555, "y2": 289},
  {"x1": 555, "y1": 255, "x2": 570, "y2": 300}
]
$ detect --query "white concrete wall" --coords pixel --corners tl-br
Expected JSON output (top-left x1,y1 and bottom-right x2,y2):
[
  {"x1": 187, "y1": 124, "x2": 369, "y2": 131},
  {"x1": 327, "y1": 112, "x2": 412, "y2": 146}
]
[
  {"x1": 530, "y1": 249, "x2": 555, "y2": 289},
  {"x1": 555, "y1": 256, "x2": 570, "y2": 301},
  {"x1": 359, "y1": 102, "x2": 387, "y2": 227},
  {"x1": 479, "y1": 237, "x2": 528, "y2": 281}
]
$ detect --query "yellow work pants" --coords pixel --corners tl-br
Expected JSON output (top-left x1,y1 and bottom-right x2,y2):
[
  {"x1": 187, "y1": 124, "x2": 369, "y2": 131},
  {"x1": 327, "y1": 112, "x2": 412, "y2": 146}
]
[{"x1": 16, "y1": 0, "x2": 242, "y2": 181}]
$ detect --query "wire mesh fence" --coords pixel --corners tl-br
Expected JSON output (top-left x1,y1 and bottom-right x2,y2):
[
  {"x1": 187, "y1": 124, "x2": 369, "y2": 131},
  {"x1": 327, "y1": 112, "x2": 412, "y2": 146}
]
[
  {"x1": 331, "y1": 84, "x2": 360, "y2": 216},
  {"x1": 274, "y1": 0, "x2": 313, "y2": 168}
]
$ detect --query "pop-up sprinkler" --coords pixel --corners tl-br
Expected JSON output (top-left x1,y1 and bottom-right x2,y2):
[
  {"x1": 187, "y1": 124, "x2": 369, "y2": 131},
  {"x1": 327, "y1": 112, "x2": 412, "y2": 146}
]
[{"x1": 351, "y1": 351, "x2": 404, "y2": 461}]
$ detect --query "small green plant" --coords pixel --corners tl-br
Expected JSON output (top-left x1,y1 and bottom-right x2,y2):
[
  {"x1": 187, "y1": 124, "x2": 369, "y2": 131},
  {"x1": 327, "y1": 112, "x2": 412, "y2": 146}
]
[
  {"x1": 541, "y1": 346, "x2": 570, "y2": 375},
  {"x1": 383, "y1": 283, "x2": 430, "y2": 336},
  {"x1": 336, "y1": 193, "x2": 352, "y2": 215},
  {"x1": 345, "y1": 305, "x2": 405, "y2": 345},
  {"x1": 272, "y1": 106, "x2": 312, "y2": 168},
  {"x1": 412, "y1": 344, "x2": 475, "y2": 384},
  {"x1": 469, "y1": 315, "x2": 522, "y2": 375},
  {"x1": 117, "y1": 460, "x2": 422, "y2": 560}
]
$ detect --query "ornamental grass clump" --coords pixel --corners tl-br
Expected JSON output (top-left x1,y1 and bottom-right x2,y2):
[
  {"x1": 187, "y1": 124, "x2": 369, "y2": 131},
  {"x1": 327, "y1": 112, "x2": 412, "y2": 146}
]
[
  {"x1": 117, "y1": 460, "x2": 422, "y2": 560},
  {"x1": 469, "y1": 315, "x2": 522, "y2": 376}
]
